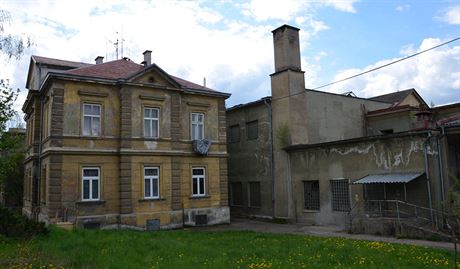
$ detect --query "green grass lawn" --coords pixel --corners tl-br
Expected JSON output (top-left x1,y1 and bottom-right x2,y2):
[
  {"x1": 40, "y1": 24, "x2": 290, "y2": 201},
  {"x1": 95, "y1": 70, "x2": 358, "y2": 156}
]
[{"x1": 0, "y1": 227, "x2": 455, "y2": 269}]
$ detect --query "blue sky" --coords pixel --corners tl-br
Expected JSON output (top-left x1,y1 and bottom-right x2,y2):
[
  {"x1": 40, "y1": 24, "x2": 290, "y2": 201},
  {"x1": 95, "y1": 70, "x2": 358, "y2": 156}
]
[{"x1": 0, "y1": 0, "x2": 459, "y2": 112}]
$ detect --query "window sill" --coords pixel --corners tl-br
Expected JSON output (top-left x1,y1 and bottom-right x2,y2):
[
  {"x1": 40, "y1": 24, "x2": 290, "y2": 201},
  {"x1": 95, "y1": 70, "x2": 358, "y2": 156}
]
[
  {"x1": 189, "y1": 195, "x2": 210, "y2": 200},
  {"x1": 303, "y1": 209, "x2": 320, "y2": 213},
  {"x1": 138, "y1": 198, "x2": 166, "y2": 202},
  {"x1": 248, "y1": 206, "x2": 261, "y2": 209},
  {"x1": 76, "y1": 200, "x2": 106, "y2": 205}
]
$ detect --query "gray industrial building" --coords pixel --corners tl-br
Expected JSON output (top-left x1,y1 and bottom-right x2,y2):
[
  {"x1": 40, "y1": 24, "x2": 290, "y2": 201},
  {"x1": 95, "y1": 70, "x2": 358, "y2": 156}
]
[{"x1": 227, "y1": 25, "x2": 460, "y2": 233}]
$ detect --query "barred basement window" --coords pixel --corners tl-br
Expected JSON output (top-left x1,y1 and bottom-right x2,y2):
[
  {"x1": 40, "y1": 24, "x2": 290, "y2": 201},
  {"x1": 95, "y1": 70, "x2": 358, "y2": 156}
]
[
  {"x1": 304, "y1": 181, "x2": 320, "y2": 210},
  {"x1": 246, "y1": 120, "x2": 258, "y2": 140},
  {"x1": 248, "y1": 182, "x2": 261, "y2": 207},
  {"x1": 230, "y1": 182, "x2": 243, "y2": 206},
  {"x1": 330, "y1": 179, "x2": 350, "y2": 212},
  {"x1": 229, "y1": 124, "x2": 240, "y2": 143}
]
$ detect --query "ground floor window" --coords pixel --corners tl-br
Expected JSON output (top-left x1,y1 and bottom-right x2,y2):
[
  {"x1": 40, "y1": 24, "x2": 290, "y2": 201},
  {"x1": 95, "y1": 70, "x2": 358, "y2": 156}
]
[
  {"x1": 192, "y1": 167, "x2": 206, "y2": 197},
  {"x1": 248, "y1": 182, "x2": 261, "y2": 207},
  {"x1": 144, "y1": 167, "x2": 160, "y2": 199},
  {"x1": 82, "y1": 167, "x2": 100, "y2": 201},
  {"x1": 304, "y1": 180, "x2": 320, "y2": 210},
  {"x1": 330, "y1": 179, "x2": 350, "y2": 212},
  {"x1": 230, "y1": 182, "x2": 243, "y2": 206}
]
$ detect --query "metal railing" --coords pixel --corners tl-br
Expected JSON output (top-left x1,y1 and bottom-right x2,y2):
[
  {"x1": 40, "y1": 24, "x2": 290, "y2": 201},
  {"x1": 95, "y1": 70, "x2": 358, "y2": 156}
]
[{"x1": 349, "y1": 199, "x2": 447, "y2": 231}]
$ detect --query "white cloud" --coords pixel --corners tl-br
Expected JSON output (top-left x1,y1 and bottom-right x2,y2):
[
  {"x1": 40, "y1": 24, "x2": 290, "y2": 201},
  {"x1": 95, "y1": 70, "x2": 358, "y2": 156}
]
[
  {"x1": 328, "y1": 38, "x2": 460, "y2": 105},
  {"x1": 396, "y1": 4, "x2": 410, "y2": 12},
  {"x1": 323, "y1": 0, "x2": 359, "y2": 13},
  {"x1": 439, "y1": 5, "x2": 460, "y2": 25}
]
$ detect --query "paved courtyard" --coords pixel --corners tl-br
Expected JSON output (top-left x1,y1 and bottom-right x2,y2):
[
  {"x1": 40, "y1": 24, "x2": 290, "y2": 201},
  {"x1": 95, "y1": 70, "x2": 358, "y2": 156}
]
[{"x1": 190, "y1": 218, "x2": 456, "y2": 251}]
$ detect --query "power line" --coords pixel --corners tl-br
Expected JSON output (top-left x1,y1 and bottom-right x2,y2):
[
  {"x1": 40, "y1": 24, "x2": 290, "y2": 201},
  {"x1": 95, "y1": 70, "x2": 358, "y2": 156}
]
[
  {"x1": 272, "y1": 35, "x2": 460, "y2": 102},
  {"x1": 313, "y1": 36, "x2": 460, "y2": 90}
]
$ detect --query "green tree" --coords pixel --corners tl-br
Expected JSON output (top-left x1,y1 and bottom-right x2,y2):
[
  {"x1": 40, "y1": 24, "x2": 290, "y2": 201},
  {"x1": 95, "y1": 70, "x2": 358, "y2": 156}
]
[
  {"x1": 0, "y1": 10, "x2": 31, "y2": 60},
  {"x1": 0, "y1": 9, "x2": 30, "y2": 207}
]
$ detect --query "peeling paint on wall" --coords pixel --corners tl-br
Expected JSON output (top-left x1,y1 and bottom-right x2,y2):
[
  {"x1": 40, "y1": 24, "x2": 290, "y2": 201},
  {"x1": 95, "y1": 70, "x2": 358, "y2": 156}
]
[{"x1": 328, "y1": 139, "x2": 438, "y2": 170}]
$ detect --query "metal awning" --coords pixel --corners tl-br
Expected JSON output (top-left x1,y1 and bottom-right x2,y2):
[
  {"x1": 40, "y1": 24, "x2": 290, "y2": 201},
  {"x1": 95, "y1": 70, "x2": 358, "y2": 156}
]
[{"x1": 354, "y1": 172, "x2": 424, "y2": 184}]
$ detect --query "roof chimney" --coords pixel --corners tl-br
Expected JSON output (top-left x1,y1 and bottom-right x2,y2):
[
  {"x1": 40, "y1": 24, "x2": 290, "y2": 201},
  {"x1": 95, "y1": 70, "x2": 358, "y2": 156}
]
[
  {"x1": 272, "y1": 25, "x2": 301, "y2": 72},
  {"x1": 95, "y1": 56, "x2": 104, "y2": 64},
  {"x1": 143, "y1": 50, "x2": 152, "y2": 66}
]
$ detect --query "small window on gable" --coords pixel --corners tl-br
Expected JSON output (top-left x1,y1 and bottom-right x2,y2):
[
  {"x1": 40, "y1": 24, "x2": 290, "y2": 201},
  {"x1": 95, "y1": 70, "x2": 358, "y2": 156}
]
[
  {"x1": 246, "y1": 120, "x2": 258, "y2": 140},
  {"x1": 229, "y1": 125, "x2": 240, "y2": 143}
]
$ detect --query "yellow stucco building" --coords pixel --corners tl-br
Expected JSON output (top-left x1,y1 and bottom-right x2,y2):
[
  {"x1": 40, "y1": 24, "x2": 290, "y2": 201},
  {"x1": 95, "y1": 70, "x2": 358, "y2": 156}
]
[{"x1": 22, "y1": 52, "x2": 230, "y2": 229}]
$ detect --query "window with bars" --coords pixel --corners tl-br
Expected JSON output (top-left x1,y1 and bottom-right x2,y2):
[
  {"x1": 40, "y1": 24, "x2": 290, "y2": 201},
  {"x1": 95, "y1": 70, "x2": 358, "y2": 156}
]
[
  {"x1": 82, "y1": 167, "x2": 100, "y2": 201},
  {"x1": 330, "y1": 179, "x2": 350, "y2": 212},
  {"x1": 246, "y1": 120, "x2": 258, "y2": 140},
  {"x1": 229, "y1": 124, "x2": 240, "y2": 143},
  {"x1": 144, "y1": 107, "x2": 159, "y2": 138},
  {"x1": 192, "y1": 167, "x2": 206, "y2": 197},
  {"x1": 230, "y1": 182, "x2": 243, "y2": 206},
  {"x1": 248, "y1": 182, "x2": 261, "y2": 207},
  {"x1": 144, "y1": 167, "x2": 160, "y2": 199},
  {"x1": 82, "y1": 103, "x2": 101, "y2": 136},
  {"x1": 304, "y1": 180, "x2": 320, "y2": 210},
  {"x1": 191, "y1": 113, "x2": 204, "y2": 140}
]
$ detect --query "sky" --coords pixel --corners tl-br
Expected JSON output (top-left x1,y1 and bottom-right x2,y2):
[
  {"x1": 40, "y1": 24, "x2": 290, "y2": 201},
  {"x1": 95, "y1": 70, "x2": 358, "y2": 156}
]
[{"x1": 0, "y1": 0, "x2": 459, "y2": 114}]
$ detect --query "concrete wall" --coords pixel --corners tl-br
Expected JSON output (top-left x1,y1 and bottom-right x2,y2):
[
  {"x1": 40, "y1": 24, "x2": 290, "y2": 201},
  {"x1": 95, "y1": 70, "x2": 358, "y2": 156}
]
[
  {"x1": 227, "y1": 100, "x2": 273, "y2": 218},
  {"x1": 287, "y1": 133, "x2": 441, "y2": 227},
  {"x1": 305, "y1": 90, "x2": 390, "y2": 144}
]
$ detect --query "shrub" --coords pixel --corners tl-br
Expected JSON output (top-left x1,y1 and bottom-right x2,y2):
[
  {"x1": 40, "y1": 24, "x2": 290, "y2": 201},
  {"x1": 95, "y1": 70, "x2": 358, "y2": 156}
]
[{"x1": 0, "y1": 206, "x2": 48, "y2": 238}]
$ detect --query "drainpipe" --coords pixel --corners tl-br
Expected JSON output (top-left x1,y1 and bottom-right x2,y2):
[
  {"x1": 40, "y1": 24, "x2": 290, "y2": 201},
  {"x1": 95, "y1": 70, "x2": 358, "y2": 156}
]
[
  {"x1": 36, "y1": 94, "x2": 45, "y2": 221},
  {"x1": 436, "y1": 127, "x2": 446, "y2": 207},
  {"x1": 263, "y1": 98, "x2": 275, "y2": 219},
  {"x1": 423, "y1": 132, "x2": 434, "y2": 224}
]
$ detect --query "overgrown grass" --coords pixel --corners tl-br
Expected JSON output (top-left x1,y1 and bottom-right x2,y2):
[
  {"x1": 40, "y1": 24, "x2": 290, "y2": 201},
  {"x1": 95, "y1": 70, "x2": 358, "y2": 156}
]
[{"x1": 0, "y1": 226, "x2": 455, "y2": 269}]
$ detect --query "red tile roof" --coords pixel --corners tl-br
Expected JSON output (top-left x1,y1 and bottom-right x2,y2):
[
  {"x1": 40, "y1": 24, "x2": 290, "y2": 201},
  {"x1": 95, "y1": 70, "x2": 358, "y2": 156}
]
[
  {"x1": 64, "y1": 58, "x2": 143, "y2": 80},
  {"x1": 61, "y1": 58, "x2": 221, "y2": 94}
]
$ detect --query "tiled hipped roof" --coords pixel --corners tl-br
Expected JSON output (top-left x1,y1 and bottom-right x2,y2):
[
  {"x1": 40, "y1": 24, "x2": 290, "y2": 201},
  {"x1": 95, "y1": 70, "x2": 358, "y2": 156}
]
[
  {"x1": 64, "y1": 58, "x2": 143, "y2": 80},
  {"x1": 61, "y1": 58, "x2": 220, "y2": 94}
]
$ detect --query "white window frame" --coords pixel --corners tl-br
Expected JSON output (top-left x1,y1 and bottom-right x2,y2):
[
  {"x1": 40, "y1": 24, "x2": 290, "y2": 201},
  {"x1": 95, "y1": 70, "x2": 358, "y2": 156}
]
[
  {"x1": 144, "y1": 167, "x2": 160, "y2": 199},
  {"x1": 191, "y1": 112, "x2": 204, "y2": 140},
  {"x1": 192, "y1": 167, "x2": 206, "y2": 197},
  {"x1": 82, "y1": 167, "x2": 100, "y2": 201},
  {"x1": 82, "y1": 103, "x2": 101, "y2": 136},
  {"x1": 143, "y1": 107, "x2": 160, "y2": 138}
]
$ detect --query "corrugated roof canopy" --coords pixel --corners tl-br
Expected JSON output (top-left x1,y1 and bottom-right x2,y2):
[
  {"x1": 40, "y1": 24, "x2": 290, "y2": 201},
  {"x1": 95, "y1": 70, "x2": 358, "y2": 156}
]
[{"x1": 354, "y1": 172, "x2": 424, "y2": 184}]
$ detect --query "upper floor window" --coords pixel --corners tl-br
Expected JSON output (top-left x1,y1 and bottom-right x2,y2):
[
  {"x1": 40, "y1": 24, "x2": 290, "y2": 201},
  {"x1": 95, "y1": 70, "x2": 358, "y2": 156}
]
[
  {"x1": 246, "y1": 120, "x2": 258, "y2": 140},
  {"x1": 144, "y1": 167, "x2": 160, "y2": 199},
  {"x1": 83, "y1": 103, "x2": 101, "y2": 136},
  {"x1": 191, "y1": 113, "x2": 204, "y2": 140},
  {"x1": 144, "y1": 107, "x2": 159, "y2": 138},
  {"x1": 82, "y1": 167, "x2": 100, "y2": 201},
  {"x1": 192, "y1": 167, "x2": 206, "y2": 197}
]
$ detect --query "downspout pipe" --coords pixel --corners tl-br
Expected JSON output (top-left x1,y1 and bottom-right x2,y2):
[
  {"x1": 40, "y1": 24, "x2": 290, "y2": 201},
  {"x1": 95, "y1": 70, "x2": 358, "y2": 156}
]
[
  {"x1": 423, "y1": 132, "x2": 434, "y2": 224},
  {"x1": 436, "y1": 127, "x2": 446, "y2": 206},
  {"x1": 36, "y1": 94, "x2": 45, "y2": 221},
  {"x1": 263, "y1": 98, "x2": 275, "y2": 219}
]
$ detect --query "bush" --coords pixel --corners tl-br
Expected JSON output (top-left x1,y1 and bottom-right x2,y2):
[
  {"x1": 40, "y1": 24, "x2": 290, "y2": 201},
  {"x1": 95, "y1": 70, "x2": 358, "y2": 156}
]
[{"x1": 0, "y1": 206, "x2": 48, "y2": 238}]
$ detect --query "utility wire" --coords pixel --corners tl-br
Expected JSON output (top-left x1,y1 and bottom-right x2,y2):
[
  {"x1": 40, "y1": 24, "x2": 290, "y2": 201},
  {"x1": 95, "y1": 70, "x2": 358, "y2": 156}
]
[
  {"x1": 313, "y1": 36, "x2": 460, "y2": 90},
  {"x1": 272, "y1": 36, "x2": 460, "y2": 101}
]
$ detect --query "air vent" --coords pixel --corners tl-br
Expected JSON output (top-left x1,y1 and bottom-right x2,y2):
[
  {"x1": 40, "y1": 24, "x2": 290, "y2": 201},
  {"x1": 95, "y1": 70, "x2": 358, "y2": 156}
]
[{"x1": 195, "y1": 214, "x2": 208, "y2": 226}]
